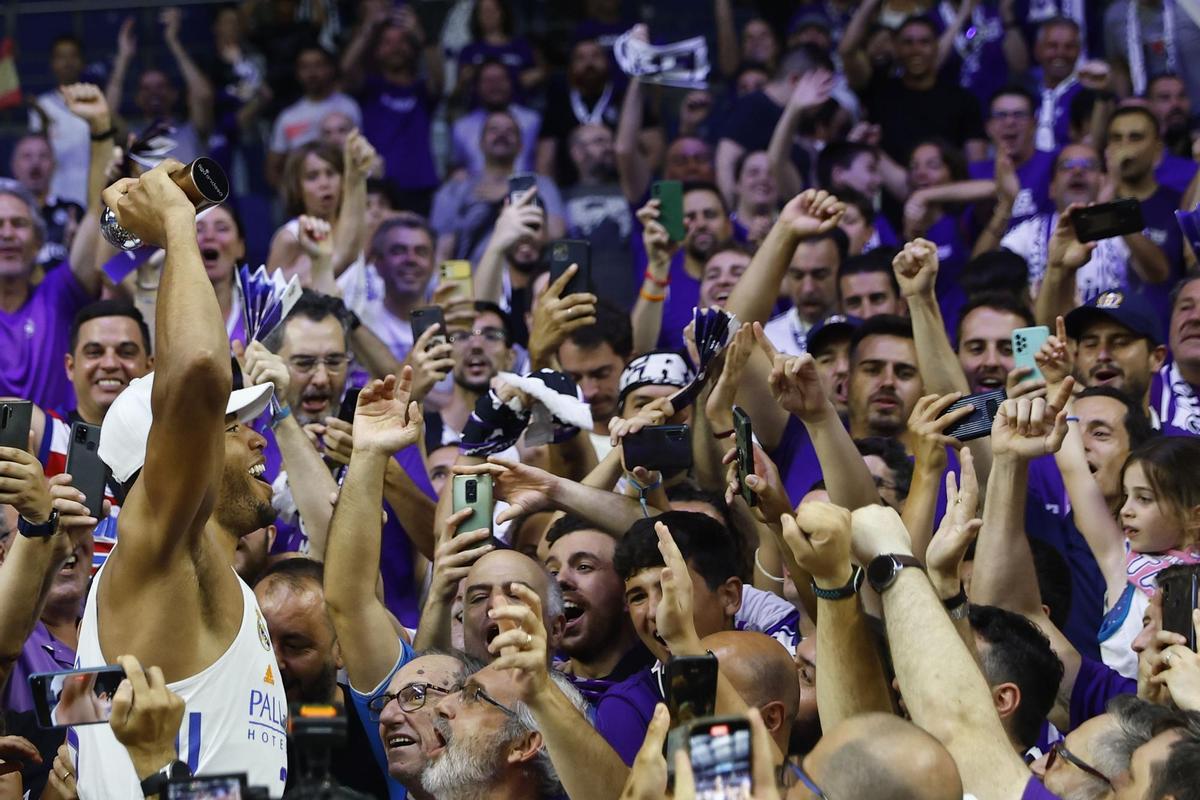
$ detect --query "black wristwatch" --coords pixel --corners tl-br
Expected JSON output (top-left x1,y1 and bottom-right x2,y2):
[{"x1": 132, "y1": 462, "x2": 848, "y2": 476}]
[
  {"x1": 942, "y1": 583, "x2": 970, "y2": 620},
  {"x1": 866, "y1": 553, "x2": 923, "y2": 593},
  {"x1": 140, "y1": 760, "x2": 191, "y2": 797},
  {"x1": 811, "y1": 565, "x2": 864, "y2": 601},
  {"x1": 17, "y1": 509, "x2": 58, "y2": 538}
]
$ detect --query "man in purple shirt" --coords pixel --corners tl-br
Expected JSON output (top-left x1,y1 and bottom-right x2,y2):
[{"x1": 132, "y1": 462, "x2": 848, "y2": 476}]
[
  {"x1": 1031, "y1": 18, "x2": 1085, "y2": 153},
  {"x1": 969, "y1": 87, "x2": 1058, "y2": 226},
  {"x1": 1146, "y1": 73, "x2": 1199, "y2": 194}
]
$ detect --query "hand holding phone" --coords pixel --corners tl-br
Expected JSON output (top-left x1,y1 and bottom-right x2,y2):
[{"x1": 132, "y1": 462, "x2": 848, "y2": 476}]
[
  {"x1": 439, "y1": 260, "x2": 474, "y2": 305},
  {"x1": 452, "y1": 473, "x2": 494, "y2": 535},
  {"x1": 623, "y1": 425, "x2": 692, "y2": 473},
  {"x1": 411, "y1": 306, "x2": 447, "y2": 350},
  {"x1": 66, "y1": 422, "x2": 108, "y2": 518},
  {"x1": 0, "y1": 401, "x2": 33, "y2": 450},
  {"x1": 652, "y1": 180, "x2": 685, "y2": 242},
  {"x1": 1011, "y1": 326, "x2": 1051, "y2": 383},
  {"x1": 1160, "y1": 565, "x2": 1200, "y2": 651},
  {"x1": 30, "y1": 665, "x2": 126, "y2": 728},
  {"x1": 732, "y1": 407, "x2": 756, "y2": 507},
  {"x1": 939, "y1": 388, "x2": 1007, "y2": 441},
  {"x1": 1072, "y1": 198, "x2": 1145, "y2": 242},
  {"x1": 548, "y1": 239, "x2": 593, "y2": 296},
  {"x1": 686, "y1": 716, "x2": 754, "y2": 800}
]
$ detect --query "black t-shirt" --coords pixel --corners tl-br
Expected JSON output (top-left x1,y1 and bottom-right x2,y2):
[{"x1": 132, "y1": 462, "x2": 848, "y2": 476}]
[
  {"x1": 717, "y1": 90, "x2": 812, "y2": 181},
  {"x1": 540, "y1": 77, "x2": 659, "y2": 183},
  {"x1": 862, "y1": 74, "x2": 986, "y2": 163}
]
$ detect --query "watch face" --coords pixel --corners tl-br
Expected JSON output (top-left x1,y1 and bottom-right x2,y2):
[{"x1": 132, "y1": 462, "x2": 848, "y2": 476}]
[{"x1": 867, "y1": 555, "x2": 896, "y2": 589}]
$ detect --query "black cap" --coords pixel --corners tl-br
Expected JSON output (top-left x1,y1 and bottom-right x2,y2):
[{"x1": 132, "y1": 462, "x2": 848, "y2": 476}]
[
  {"x1": 1064, "y1": 290, "x2": 1162, "y2": 345},
  {"x1": 807, "y1": 314, "x2": 864, "y2": 355}
]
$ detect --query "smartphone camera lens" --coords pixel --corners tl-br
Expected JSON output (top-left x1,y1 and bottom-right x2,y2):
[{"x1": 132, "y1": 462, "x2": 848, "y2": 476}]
[{"x1": 466, "y1": 481, "x2": 477, "y2": 502}]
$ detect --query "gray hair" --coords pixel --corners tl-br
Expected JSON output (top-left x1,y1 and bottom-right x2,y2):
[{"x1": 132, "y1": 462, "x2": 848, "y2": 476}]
[
  {"x1": 502, "y1": 671, "x2": 590, "y2": 798},
  {"x1": 1091, "y1": 695, "x2": 1180, "y2": 778},
  {"x1": 0, "y1": 179, "x2": 47, "y2": 246}
]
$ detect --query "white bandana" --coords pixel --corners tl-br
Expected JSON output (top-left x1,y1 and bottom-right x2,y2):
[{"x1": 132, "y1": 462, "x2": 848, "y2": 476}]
[{"x1": 1127, "y1": 0, "x2": 1178, "y2": 96}]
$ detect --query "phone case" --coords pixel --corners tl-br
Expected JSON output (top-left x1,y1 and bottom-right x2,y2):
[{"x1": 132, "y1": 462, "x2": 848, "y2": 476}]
[
  {"x1": 338, "y1": 388, "x2": 362, "y2": 424},
  {"x1": 942, "y1": 388, "x2": 1007, "y2": 442},
  {"x1": 623, "y1": 425, "x2": 693, "y2": 472},
  {"x1": 733, "y1": 407, "x2": 756, "y2": 507},
  {"x1": 653, "y1": 180, "x2": 685, "y2": 242},
  {"x1": 0, "y1": 401, "x2": 33, "y2": 451},
  {"x1": 66, "y1": 422, "x2": 108, "y2": 519},
  {"x1": 166, "y1": 774, "x2": 249, "y2": 800},
  {"x1": 548, "y1": 239, "x2": 592, "y2": 295},
  {"x1": 411, "y1": 306, "x2": 447, "y2": 346},
  {"x1": 685, "y1": 716, "x2": 755, "y2": 793},
  {"x1": 453, "y1": 474, "x2": 493, "y2": 535},
  {"x1": 1012, "y1": 326, "x2": 1051, "y2": 383},
  {"x1": 1073, "y1": 198, "x2": 1145, "y2": 243},
  {"x1": 666, "y1": 654, "x2": 719, "y2": 725},
  {"x1": 507, "y1": 172, "x2": 540, "y2": 206},
  {"x1": 1160, "y1": 567, "x2": 1200, "y2": 650}
]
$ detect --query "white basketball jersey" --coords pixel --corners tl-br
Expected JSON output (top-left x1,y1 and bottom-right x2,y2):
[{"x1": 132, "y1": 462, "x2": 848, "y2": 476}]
[{"x1": 72, "y1": 559, "x2": 289, "y2": 798}]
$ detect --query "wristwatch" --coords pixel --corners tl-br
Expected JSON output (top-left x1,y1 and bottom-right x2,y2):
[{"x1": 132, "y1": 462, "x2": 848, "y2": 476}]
[
  {"x1": 140, "y1": 760, "x2": 191, "y2": 797},
  {"x1": 811, "y1": 565, "x2": 864, "y2": 601},
  {"x1": 942, "y1": 584, "x2": 970, "y2": 620},
  {"x1": 865, "y1": 554, "x2": 924, "y2": 593},
  {"x1": 17, "y1": 509, "x2": 59, "y2": 538}
]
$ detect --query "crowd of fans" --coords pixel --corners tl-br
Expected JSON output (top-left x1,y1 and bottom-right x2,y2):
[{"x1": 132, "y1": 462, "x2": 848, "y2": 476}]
[{"x1": 6, "y1": 0, "x2": 1200, "y2": 798}]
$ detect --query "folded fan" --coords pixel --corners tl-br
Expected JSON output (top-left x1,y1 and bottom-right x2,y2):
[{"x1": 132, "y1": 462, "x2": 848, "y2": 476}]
[
  {"x1": 236, "y1": 265, "x2": 302, "y2": 417},
  {"x1": 1176, "y1": 205, "x2": 1200, "y2": 257},
  {"x1": 670, "y1": 307, "x2": 739, "y2": 409}
]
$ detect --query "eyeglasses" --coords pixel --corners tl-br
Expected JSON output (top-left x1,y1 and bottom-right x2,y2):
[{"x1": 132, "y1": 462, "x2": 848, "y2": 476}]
[
  {"x1": 288, "y1": 354, "x2": 350, "y2": 374},
  {"x1": 457, "y1": 681, "x2": 518, "y2": 718},
  {"x1": 1058, "y1": 157, "x2": 1100, "y2": 172},
  {"x1": 1047, "y1": 741, "x2": 1112, "y2": 787},
  {"x1": 782, "y1": 757, "x2": 830, "y2": 799},
  {"x1": 991, "y1": 110, "x2": 1031, "y2": 122},
  {"x1": 366, "y1": 682, "x2": 456, "y2": 721},
  {"x1": 447, "y1": 328, "x2": 508, "y2": 346}
]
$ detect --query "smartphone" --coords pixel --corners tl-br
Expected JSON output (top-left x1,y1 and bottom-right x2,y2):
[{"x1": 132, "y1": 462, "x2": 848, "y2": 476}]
[
  {"x1": 623, "y1": 425, "x2": 693, "y2": 473},
  {"x1": 0, "y1": 400, "x2": 32, "y2": 451},
  {"x1": 338, "y1": 388, "x2": 362, "y2": 424},
  {"x1": 29, "y1": 665, "x2": 126, "y2": 728},
  {"x1": 439, "y1": 260, "x2": 474, "y2": 304},
  {"x1": 66, "y1": 422, "x2": 108, "y2": 519},
  {"x1": 731, "y1": 407, "x2": 756, "y2": 507},
  {"x1": 940, "y1": 387, "x2": 1007, "y2": 442},
  {"x1": 1072, "y1": 198, "x2": 1146, "y2": 243},
  {"x1": 411, "y1": 305, "x2": 447, "y2": 349},
  {"x1": 507, "y1": 172, "x2": 542, "y2": 209},
  {"x1": 548, "y1": 239, "x2": 592, "y2": 296},
  {"x1": 1159, "y1": 565, "x2": 1200, "y2": 651},
  {"x1": 666, "y1": 654, "x2": 719, "y2": 727},
  {"x1": 653, "y1": 180, "x2": 685, "y2": 242},
  {"x1": 1011, "y1": 325, "x2": 1051, "y2": 383},
  {"x1": 687, "y1": 716, "x2": 754, "y2": 800},
  {"x1": 452, "y1": 473, "x2": 493, "y2": 535},
  {"x1": 165, "y1": 774, "x2": 248, "y2": 800}
]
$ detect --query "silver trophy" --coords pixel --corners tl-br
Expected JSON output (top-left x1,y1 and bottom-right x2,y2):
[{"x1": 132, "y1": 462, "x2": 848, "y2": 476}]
[{"x1": 101, "y1": 157, "x2": 230, "y2": 250}]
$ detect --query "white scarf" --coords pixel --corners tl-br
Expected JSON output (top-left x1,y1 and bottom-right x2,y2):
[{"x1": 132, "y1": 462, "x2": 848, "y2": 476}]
[
  {"x1": 1036, "y1": 75, "x2": 1078, "y2": 152},
  {"x1": 1127, "y1": 0, "x2": 1178, "y2": 96},
  {"x1": 1159, "y1": 361, "x2": 1200, "y2": 434},
  {"x1": 939, "y1": 1, "x2": 998, "y2": 86},
  {"x1": 569, "y1": 83, "x2": 614, "y2": 126}
]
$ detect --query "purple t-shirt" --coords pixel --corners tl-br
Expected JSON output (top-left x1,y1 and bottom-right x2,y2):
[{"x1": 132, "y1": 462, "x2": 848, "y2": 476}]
[
  {"x1": 969, "y1": 150, "x2": 1058, "y2": 225},
  {"x1": 358, "y1": 74, "x2": 438, "y2": 192},
  {"x1": 594, "y1": 666, "x2": 661, "y2": 765},
  {"x1": 1023, "y1": 777, "x2": 1063, "y2": 800},
  {"x1": 932, "y1": 1, "x2": 1009, "y2": 108},
  {"x1": 1070, "y1": 656, "x2": 1136, "y2": 730},
  {"x1": 1156, "y1": 153, "x2": 1199, "y2": 196},
  {"x1": 0, "y1": 267, "x2": 89, "y2": 410},
  {"x1": 1134, "y1": 185, "x2": 1185, "y2": 322},
  {"x1": 926, "y1": 212, "x2": 972, "y2": 339},
  {"x1": 2, "y1": 621, "x2": 77, "y2": 713}
]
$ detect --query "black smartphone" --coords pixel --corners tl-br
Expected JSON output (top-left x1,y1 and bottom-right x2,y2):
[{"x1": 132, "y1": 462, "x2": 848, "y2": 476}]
[
  {"x1": 165, "y1": 774, "x2": 249, "y2": 800},
  {"x1": 411, "y1": 305, "x2": 447, "y2": 349},
  {"x1": 652, "y1": 180, "x2": 685, "y2": 242},
  {"x1": 548, "y1": 239, "x2": 592, "y2": 296},
  {"x1": 666, "y1": 654, "x2": 719, "y2": 727},
  {"x1": 733, "y1": 406, "x2": 755, "y2": 507},
  {"x1": 687, "y1": 716, "x2": 755, "y2": 800},
  {"x1": 338, "y1": 388, "x2": 362, "y2": 424},
  {"x1": 29, "y1": 665, "x2": 126, "y2": 728},
  {"x1": 0, "y1": 400, "x2": 32, "y2": 451},
  {"x1": 66, "y1": 422, "x2": 108, "y2": 519},
  {"x1": 940, "y1": 387, "x2": 1007, "y2": 442},
  {"x1": 1072, "y1": 198, "x2": 1146, "y2": 243},
  {"x1": 623, "y1": 425, "x2": 693, "y2": 473},
  {"x1": 507, "y1": 172, "x2": 542, "y2": 209},
  {"x1": 1160, "y1": 564, "x2": 1200, "y2": 651}
]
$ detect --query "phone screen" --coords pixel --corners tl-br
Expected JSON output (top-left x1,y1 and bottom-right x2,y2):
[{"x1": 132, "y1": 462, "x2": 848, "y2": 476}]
[
  {"x1": 165, "y1": 774, "x2": 248, "y2": 800},
  {"x1": 733, "y1": 407, "x2": 755, "y2": 507},
  {"x1": 30, "y1": 666, "x2": 126, "y2": 728},
  {"x1": 666, "y1": 655, "x2": 718, "y2": 727},
  {"x1": 688, "y1": 721, "x2": 753, "y2": 800}
]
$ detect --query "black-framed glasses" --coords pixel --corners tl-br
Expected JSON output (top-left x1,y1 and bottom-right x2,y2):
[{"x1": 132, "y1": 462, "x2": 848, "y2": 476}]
[
  {"x1": 782, "y1": 757, "x2": 830, "y2": 799},
  {"x1": 447, "y1": 327, "x2": 508, "y2": 346},
  {"x1": 288, "y1": 353, "x2": 350, "y2": 374},
  {"x1": 1047, "y1": 741, "x2": 1112, "y2": 787},
  {"x1": 458, "y1": 680, "x2": 518, "y2": 718},
  {"x1": 367, "y1": 682, "x2": 456, "y2": 721}
]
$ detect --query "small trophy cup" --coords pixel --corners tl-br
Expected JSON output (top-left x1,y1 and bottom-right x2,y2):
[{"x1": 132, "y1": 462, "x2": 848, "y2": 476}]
[{"x1": 101, "y1": 157, "x2": 230, "y2": 250}]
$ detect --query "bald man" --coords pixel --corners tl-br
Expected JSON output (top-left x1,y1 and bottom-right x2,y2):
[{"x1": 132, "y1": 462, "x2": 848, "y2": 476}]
[
  {"x1": 702, "y1": 631, "x2": 800, "y2": 757},
  {"x1": 797, "y1": 713, "x2": 963, "y2": 800},
  {"x1": 461, "y1": 549, "x2": 566, "y2": 663}
]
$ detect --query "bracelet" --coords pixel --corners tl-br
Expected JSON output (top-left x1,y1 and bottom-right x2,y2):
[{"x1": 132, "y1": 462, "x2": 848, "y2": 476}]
[
  {"x1": 754, "y1": 548, "x2": 784, "y2": 583},
  {"x1": 639, "y1": 288, "x2": 666, "y2": 303},
  {"x1": 90, "y1": 126, "x2": 116, "y2": 141},
  {"x1": 345, "y1": 309, "x2": 362, "y2": 332},
  {"x1": 942, "y1": 583, "x2": 969, "y2": 619},
  {"x1": 627, "y1": 473, "x2": 663, "y2": 519},
  {"x1": 1065, "y1": 415, "x2": 1080, "y2": 423},
  {"x1": 271, "y1": 404, "x2": 293, "y2": 429},
  {"x1": 644, "y1": 270, "x2": 670, "y2": 288}
]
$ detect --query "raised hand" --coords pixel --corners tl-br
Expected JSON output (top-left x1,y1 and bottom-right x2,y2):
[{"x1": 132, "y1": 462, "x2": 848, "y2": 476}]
[
  {"x1": 344, "y1": 129, "x2": 380, "y2": 182},
  {"x1": 849, "y1": 503, "x2": 914, "y2": 566},
  {"x1": 239, "y1": 339, "x2": 291, "y2": 399},
  {"x1": 994, "y1": 148, "x2": 1020, "y2": 205},
  {"x1": 1047, "y1": 204, "x2": 1097, "y2": 272},
  {"x1": 0, "y1": 735, "x2": 40, "y2": 777},
  {"x1": 49, "y1": 473, "x2": 104, "y2": 543},
  {"x1": 0, "y1": 445, "x2": 53, "y2": 523},
  {"x1": 620, "y1": 704, "x2": 671, "y2": 800},
  {"x1": 778, "y1": 189, "x2": 846, "y2": 239},
  {"x1": 117, "y1": 17, "x2": 137, "y2": 60},
  {"x1": 753, "y1": 323, "x2": 834, "y2": 424},
  {"x1": 788, "y1": 68, "x2": 836, "y2": 111},
  {"x1": 109, "y1": 654, "x2": 186, "y2": 780},
  {"x1": 528, "y1": 264, "x2": 597, "y2": 368},
  {"x1": 492, "y1": 187, "x2": 544, "y2": 252},
  {"x1": 452, "y1": 456, "x2": 559, "y2": 523},
  {"x1": 925, "y1": 449, "x2": 982, "y2": 598},
  {"x1": 101, "y1": 159, "x2": 196, "y2": 248},
  {"x1": 60, "y1": 83, "x2": 111, "y2": 134},
  {"x1": 403, "y1": 323, "x2": 456, "y2": 402},
  {"x1": 722, "y1": 442, "x2": 791, "y2": 528},
  {"x1": 635, "y1": 199, "x2": 679, "y2": 277},
  {"x1": 160, "y1": 7, "x2": 182, "y2": 42},
  {"x1": 296, "y1": 215, "x2": 334, "y2": 261},
  {"x1": 990, "y1": 378, "x2": 1074, "y2": 461},
  {"x1": 908, "y1": 393, "x2": 972, "y2": 475},
  {"x1": 428, "y1": 510, "x2": 493, "y2": 605},
  {"x1": 351, "y1": 367, "x2": 422, "y2": 455},
  {"x1": 654, "y1": 521, "x2": 700, "y2": 652},
  {"x1": 892, "y1": 238, "x2": 939, "y2": 298},
  {"x1": 1151, "y1": 609, "x2": 1200, "y2": 711},
  {"x1": 780, "y1": 501, "x2": 853, "y2": 589},
  {"x1": 705, "y1": 323, "x2": 753, "y2": 432},
  {"x1": 1033, "y1": 315, "x2": 1074, "y2": 390},
  {"x1": 489, "y1": 584, "x2": 553, "y2": 698}
]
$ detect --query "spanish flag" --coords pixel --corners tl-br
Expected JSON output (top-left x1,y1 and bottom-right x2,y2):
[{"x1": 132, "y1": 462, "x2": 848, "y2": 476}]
[{"x1": 0, "y1": 38, "x2": 20, "y2": 111}]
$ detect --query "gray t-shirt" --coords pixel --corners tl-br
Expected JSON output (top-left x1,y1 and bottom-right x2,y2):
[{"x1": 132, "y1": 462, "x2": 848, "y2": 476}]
[
  {"x1": 269, "y1": 92, "x2": 362, "y2": 153},
  {"x1": 429, "y1": 173, "x2": 564, "y2": 265}
]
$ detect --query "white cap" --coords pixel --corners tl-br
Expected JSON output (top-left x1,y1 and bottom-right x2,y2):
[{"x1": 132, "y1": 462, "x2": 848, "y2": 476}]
[{"x1": 99, "y1": 373, "x2": 275, "y2": 483}]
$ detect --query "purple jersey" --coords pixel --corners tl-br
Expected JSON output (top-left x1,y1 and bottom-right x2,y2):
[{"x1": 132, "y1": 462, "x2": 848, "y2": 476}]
[
  {"x1": 1155, "y1": 153, "x2": 1199, "y2": 195},
  {"x1": 358, "y1": 75, "x2": 438, "y2": 191},
  {"x1": 1070, "y1": 656, "x2": 1135, "y2": 730},
  {"x1": 0, "y1": 267, "x2": 90, "y2": 410},
  {"x1": 969, "y1": 150, "x2": 1058, "y2": 225},
  {"x1": 594, "y1": 666, "x2": 662, "y2": 766},
  {"x1": 2, "y1": 621, "x2": 77, "y2": 713}
]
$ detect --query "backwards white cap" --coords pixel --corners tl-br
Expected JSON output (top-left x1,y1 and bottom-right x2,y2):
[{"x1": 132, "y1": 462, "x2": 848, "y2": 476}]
[{"x1": 99, "y1": 373, "x2": 275, "y2": 483}]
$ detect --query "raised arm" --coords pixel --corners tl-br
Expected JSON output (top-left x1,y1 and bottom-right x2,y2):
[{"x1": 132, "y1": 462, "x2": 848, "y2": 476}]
[
  {"x1": 161, "y1": 8, "x2": 214, "y2": 139},
  {"x1": 475, "y1": 188, "x2": 543, "y2": 304},
  {"x1": 893, "y1": 239, "x2": 967, "y2": 394},
  {"x1": 339, "y1": 2, "x2": 388, "y2": 94},
  {"x1": 60, "y1": 83, "x2": 113, "y2": 298},
  {"x1": 527, "y1": 266, "x2": 597, "y2": 371},
  {"x1": 615, "y1": 33, "x2": 652, "y2": 204},
  {"x1": 838, "y1": 0, "x2": 881, "y2": 91},
  {"x1": 712, "y1": 0, "x2": 739, "y2": 79},
  {"x1": 630, "y1": 199, "x2": 680, "y2": 354},
  {"x1": 971, "y1": 154, "x2": 1020, "y2": 258},
  {"x1": 331, "y1": 131, "x2": 378, "y2": 277},
  {"x1": 768, "y1": 70, "x2": 836, "y2": 201},
  {"x1": 999, "y1": 0, "x2": 1030, "y2": 75},
  {"x1": 1034, "y1": 205, "x2": 1095, "y2": 326},
  {"x1": 105, "y1": 18, "x2": 136, "y2": 127},
  {"x1": 903, "y1": 393, "x2": 973, "y2": 560},
  {"x1": 324, "y1": 371, "x2": 418, "y2": 691}
]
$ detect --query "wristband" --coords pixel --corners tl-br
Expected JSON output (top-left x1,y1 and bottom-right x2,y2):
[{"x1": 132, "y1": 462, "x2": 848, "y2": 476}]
[
  {"x1": 345, "y1": 309, "x2": 362, "y2": 332},
  {"x1": 644, "y1": 270, "x2": 670, "y2": 288},
  {"x1": 943, "y1": 584, "x2": 969, "y2": 620},
  {"x1": 754, "y1": 548, "x2": 784, "y2": 583},
  {"x1": 90, "y1": 126, "x2": 116, "y2": 141},
  {"x1": 712, "y1": 428, "x2": 735, "y2": 440},
  {"x1": 639, "y1": 288, "x2": 666, "y2": 303},
  {"x1": 811, "y1": 565, "x2": 864, "y2": 601},
  {"x1": 271, "y1": 404, "x2": 293, "y2": 428},
  {"x1": 18, "y1": 509, "x2": 59, "y2": 539}
]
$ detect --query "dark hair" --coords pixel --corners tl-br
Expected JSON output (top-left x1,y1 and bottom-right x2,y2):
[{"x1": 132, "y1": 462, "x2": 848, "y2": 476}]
[
  {"x1": 282, "y1": 142, "x2": 344, "y2": 218},
  {"x1": 470, "y1": 0, "x2": 515, "y2": 40},
  {"x1": 368, "y1": 212, "x2": 435, "y2": 260},
  {"x1": 988, "y1": 84, "x2": 1037, "y2": 115},
  {"x1": 896, "y1": 15, "x2": 938, "y2": 39},
  {"x1": 51, "y1": 34, "x2": 84, "y2": 54},
  {"x1": 817, "y1": 142, "x2": 876, "y2": 192},
  {"x1": 682, "y1": 180, "x2": 730, "y2": 217},
  {"x1": 960, "y1": 250, "x2": 1030, "y2": 299},
  {"x1": 1107, "y1": 106, "x2": 1161, "y2": 140},
  {"x1": 69, "y1": 300, "x2": 152, "y2": 356},
  {"x1": 968, "y1": 604, "x2": 1064, "y2": 749},
  {"x1": 255, "y1": 555, "x2": 325, "y2": 590},
  {"x1": 366, "y1": 177, "x2": 401, "y2": 209},
  {"x1": 1146, "y1": 72, "x2": 1187, "y2": 97},
  {"x1": 564, "y1": 301, "x2": 633, "y2": 359},
  {"x1": 265, "y1": 289, "x2": 349, "y2": 352},
  {"x1": 1147, "y1": 717, "x2": 1200, "y2": 800},
  {"x1": 665, "y1": 482, "x2": 751, "y2": 581},
  {"x1": 473, "y1": 300, "x2": 515, "y2": 345},
  {"x1": 1123, "y1": 436, "x2": 1200, "y2": 547},
  {"x1": 954, "y1": 291, "x2": 1035, "y2": 346},
  {"x1": 835, "y1": 186, "x2": 875, "y2": 221},
  {"x1": 1026, "y1": 538, "x2": 1072, "y2": 632},
  {"x1": 840, "y1": 250, "x2": 901, "y2": 297},
  {"x1": 544, "y1": 513, "x2": 612, "y2": 546},
  {"x1": 907, "y1": 137, "x2": 969, "y2": 182},
  {"x1": 850, "y1": 314, "x2": 913, "y2": 358},
  {"x1": 774, "y1": 46, "x2": 815, "y2": 80},
  {"x1": 734, "y1": 60, "x2": 770, "y2": 85},
  {"x1": 614, "y1": 511, "x2": 740, "y2": 591},
  {"x1": 1036, "y1": 15, "x2": 1081, "y2": 41},
  {"x1": 1169, "y1": 274, "x2": 1200, "y2": 310},
  {"x1": 1077, "y1": 386, "x2": 1156, "y2": 450},
  {"x1": 854, "y1": 437, "x2": 912, "y2": 501},
  {"x1": 799, "y1": 227, "x2": 850, "y2": 266}
]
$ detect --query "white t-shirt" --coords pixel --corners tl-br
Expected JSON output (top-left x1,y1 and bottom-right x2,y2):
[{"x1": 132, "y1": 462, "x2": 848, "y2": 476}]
[
  {"x1": 762, "y1": 308, "x2": 812, "y2": 357},
  {"x1": 270, "y1": 93, "x2": 362, "y2": 153},
  {"x1": 29, "y1": 92, "x2": 90, "y2": 206},
  {"x1": 1000, "y1": 212, "x2": 1129, "y2": 303}
]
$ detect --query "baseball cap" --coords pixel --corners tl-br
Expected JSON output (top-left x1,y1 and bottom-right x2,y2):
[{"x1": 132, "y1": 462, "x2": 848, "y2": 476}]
[
  {"x1": 1063, "y1": 290, "x2": 1162, "y2": 346},
  {"x1": 806, "y1": 314, "x2": 864, "y2": 356},
  {"x1": 618, "y1": 351, "x2": 695, "y2": 406},
  {"x1": 99, "y1": 373, "x2": 275, "y2": 484}
]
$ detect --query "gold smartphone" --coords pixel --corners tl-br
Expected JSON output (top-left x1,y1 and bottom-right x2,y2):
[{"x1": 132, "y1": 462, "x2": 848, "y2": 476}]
[{"x1": 439, "y1": 260, "x2": 474, "y2": 303}]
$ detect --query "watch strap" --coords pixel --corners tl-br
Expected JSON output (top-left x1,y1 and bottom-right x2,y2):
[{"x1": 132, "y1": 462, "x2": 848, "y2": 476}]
[
  {"x1": 866, "y1": 553, "x2": 923, "y2": 593},
  {"x1": 811, "y1": 565, "x2": 864, "y2": 601},
  {"x1": 141, "y1": 760, "x2": 190, "y2": 797},
  {"x1": 943, "y1": 583, "x2": 969, "y2": 620},
  {"x1": 17, "y1": 509, "x2": 58, "y2": 538}
]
